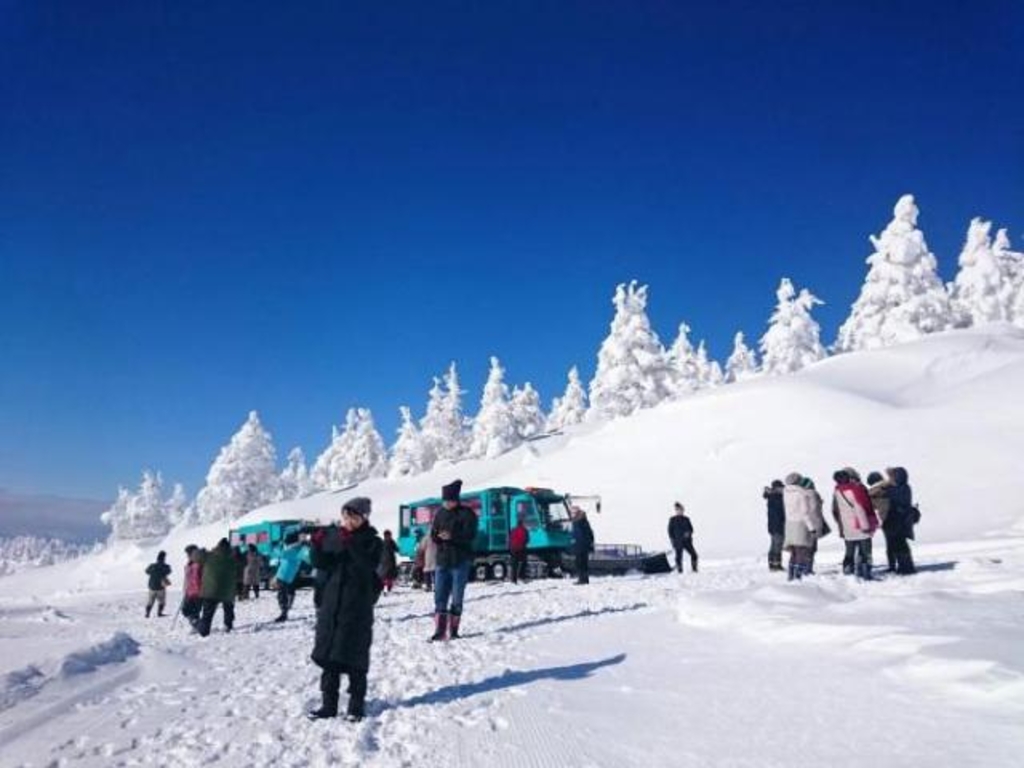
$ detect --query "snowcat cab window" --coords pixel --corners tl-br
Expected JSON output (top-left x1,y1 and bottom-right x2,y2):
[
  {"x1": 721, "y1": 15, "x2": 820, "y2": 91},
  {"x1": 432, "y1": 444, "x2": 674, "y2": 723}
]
[{"x1": 516, "y1": 499, "x2": 540, "y2": 530}]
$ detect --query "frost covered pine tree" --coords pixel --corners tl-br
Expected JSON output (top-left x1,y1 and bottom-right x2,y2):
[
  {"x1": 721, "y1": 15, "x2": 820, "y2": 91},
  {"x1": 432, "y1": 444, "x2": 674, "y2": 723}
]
[
  {"x1": 546, "y1": 366, "x2": 588, "y2": 430},
  {"x1": 666, "y1": 322, "x2": 702, "y2": 396},
  {"x1": 164, "y1": 482, "x2": 189, "y2": 527},
  {"x1": 589, "y1": 281, "x2": 674, "y2": 418},
  {"x1": 950, "y1": 218, "x2": 1008, "y2": 327},
  {"x1": 724, "y1": 331, "x2": 759, "y2": 383},
  {"x1": 278, "y1": 447, "x2": 314, "y2": 501},
  {"x1": 312, "y1": 408, "x2": 388, "y2": 489},
  {"x1": 420, "y1": 363, "x2": 469, "y2": 466},
  {"x1": 469, "y1": 357, "x2": 520, "y2": 459},
  {"x1": 100, "y1": 486, "x2": 132, "y2": 541},
  {"x1": 389, "y1": 406, "x2": 429, "y2": 479},
  {"x1": 101, "y1": 471, "x2": 173, "y2": 540},
  {"x1": 759, "y1": 278, "x2": 827, "y2": 376},
  {"x1": 695, "y1": 341, "x2": 724, "y2": 388},
  {"x1": 992, "y1": 229, "x2": 1024, "y2": 328},
  {"x1": 194, "y1": 411, "x2": 280, "y2": 524},
  {"x1": 836, "y1": 194, "x2": 954, "y2": 351},
  {"x1": 511, "y1": 382, "x2": 545, "y2": 440},
  {"x1": 347, "y1": 408, "x2": 389, "y2": 482}
]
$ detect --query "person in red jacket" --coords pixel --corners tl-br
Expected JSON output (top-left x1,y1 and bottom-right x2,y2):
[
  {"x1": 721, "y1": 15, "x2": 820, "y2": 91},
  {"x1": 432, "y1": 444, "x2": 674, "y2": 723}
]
[{"x1": 509, "y1": 519, "x2": 530, "y2": 584}]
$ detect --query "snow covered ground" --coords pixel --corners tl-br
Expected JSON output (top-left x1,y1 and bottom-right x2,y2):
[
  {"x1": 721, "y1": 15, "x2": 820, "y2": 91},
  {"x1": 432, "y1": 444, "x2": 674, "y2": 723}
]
[{"x1": 2, "y1": 327, "x2": 1023, "y2": 766}]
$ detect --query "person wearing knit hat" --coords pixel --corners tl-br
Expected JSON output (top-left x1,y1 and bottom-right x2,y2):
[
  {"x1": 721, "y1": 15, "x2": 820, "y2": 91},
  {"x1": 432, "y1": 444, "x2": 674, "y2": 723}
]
[
  {"x1": 762, "y1": 481, "x2": 786, "y2": 572},
  {"x1": 429, "y1": 479, "x2": 478, "y2": 641},
  {"x1": 308, "y1": 496, "x2": 383, "y2": 722}
]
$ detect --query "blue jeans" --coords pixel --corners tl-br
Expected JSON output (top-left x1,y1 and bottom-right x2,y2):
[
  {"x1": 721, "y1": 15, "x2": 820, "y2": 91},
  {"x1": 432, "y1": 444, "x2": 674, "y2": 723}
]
[{"x1": 434, "y1": 561, "x2": 471, "y2": 616}]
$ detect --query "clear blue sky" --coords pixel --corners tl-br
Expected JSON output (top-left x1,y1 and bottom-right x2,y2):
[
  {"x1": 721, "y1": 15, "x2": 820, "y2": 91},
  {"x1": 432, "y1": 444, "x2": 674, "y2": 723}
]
[{"x1": 1, "y1": 1, "x2": 1021, "y2": 501}]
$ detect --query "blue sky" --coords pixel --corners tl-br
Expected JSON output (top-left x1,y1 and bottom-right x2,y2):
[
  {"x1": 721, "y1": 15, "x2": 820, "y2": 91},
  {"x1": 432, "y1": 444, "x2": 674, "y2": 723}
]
[{"x1": 1, "y1": 1, "x2": 1021, "y2": 502}]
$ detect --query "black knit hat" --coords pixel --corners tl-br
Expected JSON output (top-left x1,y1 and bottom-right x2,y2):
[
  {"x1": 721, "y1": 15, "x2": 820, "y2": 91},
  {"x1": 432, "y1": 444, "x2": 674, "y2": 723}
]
[
  {"x1": 442, "y1": 479, "x2": 463, "y2": 502},
  {"x1": 342, "y1": 496, "x2": 372, "y2": 518}
]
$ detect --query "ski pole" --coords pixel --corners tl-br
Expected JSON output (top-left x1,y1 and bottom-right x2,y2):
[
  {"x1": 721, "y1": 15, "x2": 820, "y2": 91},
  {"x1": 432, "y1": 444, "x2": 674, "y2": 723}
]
[{"x1": 170, "y1": 595, "x2": 185, "y2": 630}]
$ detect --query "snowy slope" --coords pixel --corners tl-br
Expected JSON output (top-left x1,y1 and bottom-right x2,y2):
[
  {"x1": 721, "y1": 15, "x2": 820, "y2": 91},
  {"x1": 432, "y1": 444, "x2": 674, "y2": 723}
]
[
  {"x1": 2, "y1": 327, "x2": 1024, "y2": 768},
  {"x1": 3, "y1": 325, "x2": 1024, "y2": 601}
]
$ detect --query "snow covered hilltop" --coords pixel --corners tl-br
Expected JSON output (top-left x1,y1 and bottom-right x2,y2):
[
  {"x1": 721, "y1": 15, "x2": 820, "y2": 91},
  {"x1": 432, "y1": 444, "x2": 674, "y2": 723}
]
[{"x1": 97, "y1": 193, "x2": 1024, "y2": 542}]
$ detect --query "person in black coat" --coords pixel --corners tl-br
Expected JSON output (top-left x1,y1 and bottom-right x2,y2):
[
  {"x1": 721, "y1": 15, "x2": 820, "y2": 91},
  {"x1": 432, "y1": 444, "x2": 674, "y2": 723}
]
[
  {"x1": 883, "y1": 466, "x2": 917, "y2": 575},
  {"x1": 308, "y1": 497, "x2": 383, "y2": 722},
  {"x1": 430, "y1": 479, "x2": 478, "y2": 641},
  {"x1": 570, "y1": 507, "x2": 595, "y2": 585},
  {"x1": 667, "y1": 502, "x2": 698, "y2": 573},
  {"x1": 144, "y1": 551, "x2": 172, "y2": 617},
  {"x1": 763, "y1": 481, "x2": 786, "y2": 571}
]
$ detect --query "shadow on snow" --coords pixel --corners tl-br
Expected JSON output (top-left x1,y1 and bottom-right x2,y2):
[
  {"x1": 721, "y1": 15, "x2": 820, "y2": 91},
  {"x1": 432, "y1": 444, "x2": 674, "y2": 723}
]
[{"x1": 393, "y1": 653, "x2": 627, "y2": 709}]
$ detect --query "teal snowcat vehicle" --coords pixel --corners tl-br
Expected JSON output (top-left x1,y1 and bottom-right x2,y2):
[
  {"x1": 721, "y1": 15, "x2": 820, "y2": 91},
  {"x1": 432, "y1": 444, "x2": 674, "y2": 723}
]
[{"x1": 397, "y1": 486, "x2": 602, "y2": 582}]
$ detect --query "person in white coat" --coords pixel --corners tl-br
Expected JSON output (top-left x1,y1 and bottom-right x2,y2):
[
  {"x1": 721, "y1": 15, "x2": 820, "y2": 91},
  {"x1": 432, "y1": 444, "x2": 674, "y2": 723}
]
[{"x1": 782, "y1": 472, "x2": 819, "y2": 581}]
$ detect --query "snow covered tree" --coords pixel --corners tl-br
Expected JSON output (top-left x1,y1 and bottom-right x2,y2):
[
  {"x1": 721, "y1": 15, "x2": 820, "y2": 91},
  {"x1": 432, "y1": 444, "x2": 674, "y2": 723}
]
[
  {"x1": 100, "y1": 486, "x2": 132, "y2": 541},
  {"x1": 194, "y1": 411, "x2": 279, "y2": 524},
  {"x1": 420, "y1": 363, "x2": 469, "y2": 466},
  {"x1": 101, "y1": 471, "x2": 173, "y2": 540},
  {"x1": 469, "y1": 357, "x2": 520, "y2": 459},
  {"x1": 547, "y1": 366, "x2": 588, "y2": 430},
  {"x1": 347, "y1": 408, "x2": 389, "y2": 482},
  {"x1": 760, "y1": 278, "x2": 827, "y2": 376},
  {"x1": 695, "y1": 341, "x2": 724, "y2": 388},
  {"x1": 950, "y1": 218, "x2": 1008, "y2": 327},
  {"x1": 993, "y1": 228, "x2": 1024, "y2": 328},
  {"x1": 312, "y1": 408, "x2": 388, "y2": 489},
  {"x1": 589, "y1": 281, "x2": 674, "y2": 418},
  {"x1": 666, "y1": 322, "x2": 702, "y2": 396},
  {"x1": 164, "y1": 482, "x2": 189, "y2": 527},
  {"x1": 511, "y1": 382, "x2": 545, "y2": 440},
  {"x1": 836, "y1": 194, "x2": 954, "y2": 351},
  {"x1": 724, "y1": 331, "x2": 759, "y2": 382},
  {"x1": 389, "y1": 406, "x2": 429, "y2": 479},
  {"x1": 278, "y1": 447, "x2": 314, "y2": 501}
]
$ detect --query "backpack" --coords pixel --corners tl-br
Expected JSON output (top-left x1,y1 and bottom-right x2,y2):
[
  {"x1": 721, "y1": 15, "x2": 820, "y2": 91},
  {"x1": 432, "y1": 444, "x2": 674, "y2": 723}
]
[{"x1": 909, "y1": 504, "x2": 922, "y2": 526}]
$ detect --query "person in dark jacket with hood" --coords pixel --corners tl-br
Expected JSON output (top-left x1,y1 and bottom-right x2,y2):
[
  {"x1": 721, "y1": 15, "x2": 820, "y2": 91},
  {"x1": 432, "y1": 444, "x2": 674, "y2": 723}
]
[
  {"x1": 668, "y1": 502, "x2": 698, "y2": 573},
  {"x1": 883, "y1": 467, "x2": 917, "y2": 575},
  {"x1": 144, "y1": 551, "x2": 172, "y2": 617},
  {"x1": 430, "y1": 480, "x2": 478, "y2": 641},
  {"x1": 571, "y1": 506, "x2": 595, "y2": 584},
  {"x1": 308, "y1": 497, "x2": 383, "y2": 722},
  {"x1": 763, "y1": 481, "x2": 786, "y2": 571}
]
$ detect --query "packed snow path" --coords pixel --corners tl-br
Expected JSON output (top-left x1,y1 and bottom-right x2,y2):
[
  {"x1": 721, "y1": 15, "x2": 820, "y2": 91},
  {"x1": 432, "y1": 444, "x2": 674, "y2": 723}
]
[{"x1": 2, "y1": 538, "x2": 1023, "y2": 767}]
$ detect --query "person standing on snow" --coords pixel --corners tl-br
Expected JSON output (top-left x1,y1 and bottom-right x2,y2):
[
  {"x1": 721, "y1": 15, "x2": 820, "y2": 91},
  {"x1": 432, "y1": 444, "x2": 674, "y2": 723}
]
[
  {"x1": 883, "y1": 467, "x2": 917, "y2": 575},
  {"x1": 763, "y1": 481, "x2": 786, "y2": 571},
  {"x1": 430, "y1": 480, "x2": 478, "y2": 641},
  {"x1": 799, "y1": 477, "x2": 827, "y2": 573},
  {"x1": 198, "y1": 539, "x2": 241, "y2": 636},
  {"x1": 866, "y1": 471, "x2": 896, "y2": 571},
  {"x1": 782, "y1": 473, "x2": 816, "y2": 580},
  {"x1": 509, "y1": 517, "x2": 530, "y2": 584},
  {"x1": 667, "y1": 502, "x2": 698, "y2": 573},
  {"x1": 571, "y1": 506, "x2": 595, "y2": 585},
  {"x1": 243, "y1": 543, "x2": 262, "y2": 600},
  {"x1": 420, "y1": 526, "x2": 437, "y2": 592},
  {"x1": 144, "y1": 551, "x2": 172, "y2": 617},
  {"x1": 832, "y1": 468, "x2": 878, "y2": 579},
  {"x1": 308, "y1": 497, "x2": 383, "y2": 722},
  {"x1": 182, "y1": 545, "x2": 204, "y2": 629},
  {"x1": 379, "y1": 530, "x2": 399, "y2": 594},
  {"x1": 272, "y1": 531, "x2": 305, "y2": 623}
]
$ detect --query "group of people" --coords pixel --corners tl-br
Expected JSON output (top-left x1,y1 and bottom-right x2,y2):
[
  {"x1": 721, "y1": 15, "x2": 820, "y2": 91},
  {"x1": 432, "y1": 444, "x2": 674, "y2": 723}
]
[
  {"x1": 138, "y1": 468, "x2": 921, "y2": 726},
  {"x1": 763, "y1": 465, "x2": 918, "y2": 581}
]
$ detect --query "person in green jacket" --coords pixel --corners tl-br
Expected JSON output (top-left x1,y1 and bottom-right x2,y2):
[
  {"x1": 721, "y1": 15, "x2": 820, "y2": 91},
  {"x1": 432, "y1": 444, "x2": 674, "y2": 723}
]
[{"x1": 198, "y1": 538, "x2": 241, "y2": 637}]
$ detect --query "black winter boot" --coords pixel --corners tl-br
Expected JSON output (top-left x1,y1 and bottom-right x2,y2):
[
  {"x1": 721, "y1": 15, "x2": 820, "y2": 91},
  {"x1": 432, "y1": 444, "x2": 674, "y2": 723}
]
[
  {"x1": 449, "y1": 613, "x2": 461, "y2": 640},
  {"x1": 345, "y1": 671, "x2": 367, "y2": 722},
  {"x1": 308, "y1": 670, "x2": 340, "y2": 720},
  {"x1": 429, "y1": 612, "x2": 448, "y2": 642}
]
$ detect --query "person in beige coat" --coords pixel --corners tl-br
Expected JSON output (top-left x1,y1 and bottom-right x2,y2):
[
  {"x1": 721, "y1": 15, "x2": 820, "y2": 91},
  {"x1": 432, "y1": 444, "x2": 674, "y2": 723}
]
[{"x1": 782, "y1": 473, "x2": 821, "y2": 581}]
